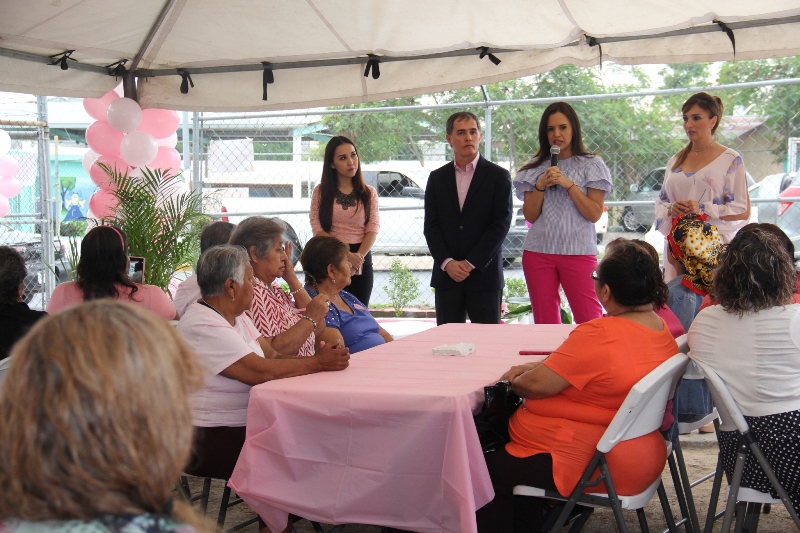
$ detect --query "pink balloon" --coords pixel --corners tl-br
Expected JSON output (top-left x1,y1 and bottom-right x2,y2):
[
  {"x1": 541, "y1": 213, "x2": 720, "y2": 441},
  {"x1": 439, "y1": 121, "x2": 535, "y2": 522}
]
[
  {"x1": 147, "y1": 146, "x2": 182, "y2": 175},
  {"x1": 89, "y1": 188, "x2": 119, "y2": 220},
  {"x1": 120, "y1": 131, "x2": 158, "y2": 167},
  {"x1": 156, "y1": 131, "x2": 178, "y2": 148},
  {"x1": 83, "y1": 90, "x2": 120, "y2": 122},
  {"x1": 0, "y1": 195, "x2": 9, "y2": 218},
  {"x1": 86, "y1": 121, "x2": 124, "y2": 157},
  {"x1": 82, "y1": 149, "x2": 99, "y2": 173},
  {"x1": 0, "y1": 178, "x2": 22, "y2": 199},
  {"x1": 138, "y1": 109, "x2": 180, "y2": 139},
  {"x1": 90, "y1": 155, "x2": 132, "y2": 189},
  {"x1": 0, "y1": 155, "x2": 20, "y2": 179},
  {"x1": 106, "y1": 97, "x2": 142, "y2": 133}
]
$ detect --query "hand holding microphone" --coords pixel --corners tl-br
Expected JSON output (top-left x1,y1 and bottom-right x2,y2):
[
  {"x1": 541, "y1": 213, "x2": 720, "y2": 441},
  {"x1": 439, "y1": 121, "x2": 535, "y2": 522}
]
[{"x1": 549, "y1": 145, "x2": 560, "y2": 191}]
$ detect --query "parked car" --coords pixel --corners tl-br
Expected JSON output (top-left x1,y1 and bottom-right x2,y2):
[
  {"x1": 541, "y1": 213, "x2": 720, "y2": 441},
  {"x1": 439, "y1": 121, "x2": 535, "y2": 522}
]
[
  {"x1": 621, "y1": 167, "x2": 755, "y2": 233},
  {"x1": 0, "y1": 224, "x2": 71, "y2": 303},
  {"x1": 749, "y1": 171, "x2": 800, "y2": 252},
  {"x1": 219, "y1": 170, "x2": 529, "y2": 267}
]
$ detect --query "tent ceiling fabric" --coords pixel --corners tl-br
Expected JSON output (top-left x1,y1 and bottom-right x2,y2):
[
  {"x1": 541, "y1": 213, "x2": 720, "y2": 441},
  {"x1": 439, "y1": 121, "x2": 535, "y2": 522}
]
[{"x1": 1, "y1": 0, "x2": 800, "y2": 111}]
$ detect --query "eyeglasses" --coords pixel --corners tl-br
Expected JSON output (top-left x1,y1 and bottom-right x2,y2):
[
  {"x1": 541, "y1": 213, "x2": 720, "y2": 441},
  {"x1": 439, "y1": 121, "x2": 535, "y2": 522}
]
[{"x1": 590, "y1": 271, "x2": 600, "y2": 281}]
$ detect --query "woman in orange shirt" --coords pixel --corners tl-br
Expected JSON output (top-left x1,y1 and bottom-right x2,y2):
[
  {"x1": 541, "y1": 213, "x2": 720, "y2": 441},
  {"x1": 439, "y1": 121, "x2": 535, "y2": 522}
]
[{"x1": 477, "y1": 240, "x2": 678, "y2": 532}]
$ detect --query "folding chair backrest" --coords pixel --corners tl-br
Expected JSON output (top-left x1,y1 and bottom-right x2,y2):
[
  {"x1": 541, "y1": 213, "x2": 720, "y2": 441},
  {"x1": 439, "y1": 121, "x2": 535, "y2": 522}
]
[
  {"x1": 675, "y1": 334, "x2": 688, "y2": 355},
  {"x1": 597, "y1": 353, "x2": 689, "y2": 453},
  {"x1": 691, "y1": 360, "x2": 749, "y2": 433},
  {"x1": 0, "y1": 357, "x2": 10, "y2": 392}
]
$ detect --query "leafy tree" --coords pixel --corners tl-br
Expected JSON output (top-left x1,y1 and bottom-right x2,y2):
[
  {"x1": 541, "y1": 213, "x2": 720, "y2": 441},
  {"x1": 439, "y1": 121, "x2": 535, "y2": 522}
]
[
  {"x1": 60, "y1": 176, "x2": 76, "y2": 209},
  {"x1": 718, "y1": 57, "x2": 800, "y2": 164},
  {"x1": 319, "y1": 97, "x2": 435, "y2": 163},
  {"x1": 660, "y1": 63, "x2": 711, "y2": 89}
]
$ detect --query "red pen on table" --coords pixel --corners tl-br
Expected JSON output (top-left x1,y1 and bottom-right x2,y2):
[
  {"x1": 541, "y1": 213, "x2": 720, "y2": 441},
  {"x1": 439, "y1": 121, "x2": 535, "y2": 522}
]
[{"x1": 519, "y1": 350, "x2": 551, "y2": 356}]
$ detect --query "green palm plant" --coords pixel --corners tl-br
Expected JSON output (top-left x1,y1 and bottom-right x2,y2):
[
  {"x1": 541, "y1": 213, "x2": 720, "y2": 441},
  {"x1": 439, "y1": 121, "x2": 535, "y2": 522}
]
[{"x1": 96, "y1": 162, "x2": 207, "y2": 292}]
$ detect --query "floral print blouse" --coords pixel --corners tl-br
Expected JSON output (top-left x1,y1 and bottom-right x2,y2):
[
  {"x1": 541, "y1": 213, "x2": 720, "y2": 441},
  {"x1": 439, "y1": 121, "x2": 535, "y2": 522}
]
[{"x1": 654, "y1": 148, "x2": 749, "y2": 241}]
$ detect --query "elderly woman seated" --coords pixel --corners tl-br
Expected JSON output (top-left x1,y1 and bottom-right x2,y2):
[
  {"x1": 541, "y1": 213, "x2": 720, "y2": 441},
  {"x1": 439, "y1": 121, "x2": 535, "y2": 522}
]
[
  {"x1": 177, "y1": 244, "x2": 348, "y2": 531},
  {"x1": 476, "y1": 240, "x2": 678, "y2": 532},
  {"x1": 46, "y1": 225, "x2": 176, "y2": 319},
  {"x1": 229, "y1": 217, "x2": 330, "y2": 357},
  {"x1": 0, "y1": 246, "x2": 47, "y2": 361},
  {"x1": 301, "y1": 235, "x2": 393, "y2": 353},
  {"x1": 689, "y1": 225, "x2": 800, "y2": 515},
  {"x1": 0, "y1": 300, "x2": 205, "y2": 531}
]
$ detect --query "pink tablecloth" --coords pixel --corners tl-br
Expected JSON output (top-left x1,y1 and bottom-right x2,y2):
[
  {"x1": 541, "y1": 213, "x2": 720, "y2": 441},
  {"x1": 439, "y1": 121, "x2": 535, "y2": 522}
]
[{"x1": 228, "y1": 322, "x2": 576, "y2": 533}]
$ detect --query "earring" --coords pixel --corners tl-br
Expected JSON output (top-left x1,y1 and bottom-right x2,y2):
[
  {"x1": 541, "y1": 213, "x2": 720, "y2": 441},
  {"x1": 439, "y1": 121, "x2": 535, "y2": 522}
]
[
  {"x1": 231, "y1": 296, "x2": 235, "y2": 302},
  {"x1": 331, "y1": 278, "x2": 336, "y2": 285}
]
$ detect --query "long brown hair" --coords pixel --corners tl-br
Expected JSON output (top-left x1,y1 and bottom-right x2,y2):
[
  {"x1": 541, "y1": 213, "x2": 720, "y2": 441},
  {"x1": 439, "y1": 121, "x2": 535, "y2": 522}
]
[
  {"x1": 519, "y1": 102, "x2": 594, "y2": 172},
  {"x1": 0, "y1": 301, "x2": 205, "y2": 525},
  {"x1": 76, "y1": 225, "x2": 138, "y2": 300},
  {"x1": 672, "y1": 92, "x2": 724, "y2": 171},
  {"x1": 318, "y1": 136, "x2": 371, "y2": 232}
]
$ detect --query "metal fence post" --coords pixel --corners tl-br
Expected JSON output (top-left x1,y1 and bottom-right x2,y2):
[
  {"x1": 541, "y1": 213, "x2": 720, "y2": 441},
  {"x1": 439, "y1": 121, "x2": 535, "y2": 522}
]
[{"x1": 36, "y1": 96, "x2": 56, "y2": 304}]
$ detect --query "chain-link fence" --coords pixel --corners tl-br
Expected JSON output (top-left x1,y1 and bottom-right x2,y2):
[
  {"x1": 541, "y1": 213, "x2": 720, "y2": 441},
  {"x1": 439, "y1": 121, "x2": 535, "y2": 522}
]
[
  {"x1": 196, "y1": 77, "x2": 800, "y2": 309},
  {"x1": 0, "y1": 99, "x2": 59, "y2": 311}
]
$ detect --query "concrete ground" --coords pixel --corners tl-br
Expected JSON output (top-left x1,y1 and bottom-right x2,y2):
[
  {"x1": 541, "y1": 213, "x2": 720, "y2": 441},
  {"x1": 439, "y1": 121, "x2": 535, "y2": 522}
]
[{"x1": 185, "y1": 431, "x2": 798, "y2": 533}]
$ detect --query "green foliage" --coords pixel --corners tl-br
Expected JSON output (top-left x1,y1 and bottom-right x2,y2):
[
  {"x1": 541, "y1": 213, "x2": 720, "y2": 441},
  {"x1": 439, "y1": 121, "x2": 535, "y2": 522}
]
[
  {"x1": 383, "y1": 259, "x2": 421, "y2": 316},
  {"x1": 502, "y1": 277, "x2": 528, "y2": 301},
  {"x1": 59, "y1": 176, "x2": 77, "y2": 208},
  {"x1": 97, "y1": 163, "x2": 206, "y2": 292},
  {"x1": 60, "y1": 220, "x2": 87, "y2": 237},
  {"x1": 320, "y1": 97, "x2": 435, "y2": 163},
  {"x1": 718, "y1": 57, "x2": 800, "y2": 164},
  {"x1": 660, "y1": 63, "x2": 711, "y2": 89}
]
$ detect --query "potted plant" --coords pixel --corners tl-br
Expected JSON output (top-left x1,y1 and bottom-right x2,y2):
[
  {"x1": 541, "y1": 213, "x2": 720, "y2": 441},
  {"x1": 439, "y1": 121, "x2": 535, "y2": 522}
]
[{"x1": 96, "y1": 163, "x2": 207, "y2": 292}]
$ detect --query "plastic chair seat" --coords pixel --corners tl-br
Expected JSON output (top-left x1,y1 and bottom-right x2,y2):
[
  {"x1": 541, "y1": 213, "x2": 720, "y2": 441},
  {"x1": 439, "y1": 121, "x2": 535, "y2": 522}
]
[{"x1": 514, "y1": 474, "x2": 664, "y2": 511}]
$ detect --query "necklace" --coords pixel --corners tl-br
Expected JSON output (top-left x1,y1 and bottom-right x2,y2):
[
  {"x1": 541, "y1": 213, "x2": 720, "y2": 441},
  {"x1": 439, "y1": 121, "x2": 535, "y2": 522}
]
[
  {"x1": 198, "y1": 299, "x2": 224, "y2": 319},
  {"x1": 334, "y1": 189, "x2": 358, "y2": 210},
  {"x1": 692, "y1": 140, "x2": 715, "y2": 156}
]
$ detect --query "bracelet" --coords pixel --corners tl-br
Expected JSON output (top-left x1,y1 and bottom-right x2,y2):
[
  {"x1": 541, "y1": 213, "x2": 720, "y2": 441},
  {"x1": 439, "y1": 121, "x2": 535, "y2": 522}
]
[
  {"x1": 566, "y1": 183, "x2": 575, "y2": 193},
  {"x1": 301, "y1": 315, "x2": 317, "y2": 331},
  {"x1": 290, "y1": 286, "x2": 304, "y2": 296},
  {"x1": 534, "y1": 184, "x2": 546, "y2": 192}
]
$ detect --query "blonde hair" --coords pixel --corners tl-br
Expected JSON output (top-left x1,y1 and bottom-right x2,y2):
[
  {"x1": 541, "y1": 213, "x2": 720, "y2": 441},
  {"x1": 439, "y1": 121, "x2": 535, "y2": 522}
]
[{"x1": 0, "y1": 301, "x2": 205, "y2": 524}]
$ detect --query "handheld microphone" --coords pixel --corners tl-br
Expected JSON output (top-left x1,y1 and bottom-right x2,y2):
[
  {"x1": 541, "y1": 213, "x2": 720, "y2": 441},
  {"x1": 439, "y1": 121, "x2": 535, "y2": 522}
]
[{"x1": 549, "y1": 145, "x2": 560, "y2": 191}]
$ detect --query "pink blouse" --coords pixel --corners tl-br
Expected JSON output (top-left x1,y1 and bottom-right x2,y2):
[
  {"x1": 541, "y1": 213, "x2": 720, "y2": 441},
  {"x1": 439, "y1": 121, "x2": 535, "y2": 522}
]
[
  {"x1": 246, "y1": 279, "x2": 315, "y2": 357},
  {"x1": 309, "y1": 185, "x2": 380, "y2": 244},
  {"x1": 46, "y1": 281, "x2": 176, "y2": 319}
]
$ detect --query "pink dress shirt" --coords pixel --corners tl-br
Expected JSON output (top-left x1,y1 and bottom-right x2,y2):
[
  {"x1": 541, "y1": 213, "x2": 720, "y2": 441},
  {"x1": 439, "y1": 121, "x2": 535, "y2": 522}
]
[{"x1": 309, "y1": 185, "x2": 380, "y2": 244}]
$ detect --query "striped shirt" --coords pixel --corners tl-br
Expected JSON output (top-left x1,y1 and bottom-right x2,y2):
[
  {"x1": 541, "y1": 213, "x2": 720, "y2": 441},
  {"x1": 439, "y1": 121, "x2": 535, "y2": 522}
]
[
  {"x1": 514, "y1": 155, "x2": 612, "y2": 255},
  {"x1": 247, "y1": 279, "x2": 315, "y2": 357}
]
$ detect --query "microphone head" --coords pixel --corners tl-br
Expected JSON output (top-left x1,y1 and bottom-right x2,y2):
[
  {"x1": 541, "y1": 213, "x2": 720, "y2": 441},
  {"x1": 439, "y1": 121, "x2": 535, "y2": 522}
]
[{"x1": 550, "y1": 145, "x2": 560, "y2": 155}]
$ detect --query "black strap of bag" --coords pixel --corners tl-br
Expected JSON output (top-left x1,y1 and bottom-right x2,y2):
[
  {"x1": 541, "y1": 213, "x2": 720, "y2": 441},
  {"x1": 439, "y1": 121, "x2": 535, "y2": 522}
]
[{"x1": 473, "y1": 379, "x2": 522, "y2": 454}]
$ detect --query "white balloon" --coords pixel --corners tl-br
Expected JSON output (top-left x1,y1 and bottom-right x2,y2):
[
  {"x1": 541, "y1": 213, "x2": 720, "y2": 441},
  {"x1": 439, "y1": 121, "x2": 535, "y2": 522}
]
[
  {"x1": 0, "y1": 129, "x2": 10, "y2": 158},
  {"x1": 120, "y1": 131, "x2": 158, "y2": 168},
  {"x1": 82, "y1": 148, "x2": 99, "y2": 174},
  {"x1": 155, "y1": 131, "x2": 178, "y2": 149},
  {"x1": 106, "y1": 97, "x2": 143, "y2": 133}
]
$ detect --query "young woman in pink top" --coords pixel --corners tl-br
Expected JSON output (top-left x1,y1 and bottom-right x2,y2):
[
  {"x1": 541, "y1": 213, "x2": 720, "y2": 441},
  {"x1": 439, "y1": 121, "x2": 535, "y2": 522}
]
[
  {"x1": 310, "y1": 136, "x2": 380, "y2": 306},
  {"x1": 46, "y1": 225, "x2": 177, "y2": 319}
]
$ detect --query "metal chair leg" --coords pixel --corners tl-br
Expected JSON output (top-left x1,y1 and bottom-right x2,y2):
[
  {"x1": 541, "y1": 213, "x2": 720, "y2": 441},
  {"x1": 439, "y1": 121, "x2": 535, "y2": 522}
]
[
  {"x1": 704, "y1": 455, "x2": 726, "y2": 533},
  {"x1": 657, "y1": 481, "x2": 679, "y2": 533},
  {"x1": 673, "y1": 439, "x2": 701, "y2": 533},
  {"x1": 721, "y1": 439, "x2": 749, "y2": 533},
  {"x1": 199, "y1": 477, "x2": 212, "y2": 513},
  {"x1": 218, "y1": 485, "x2": 232, "y2": 527},
  {"x1": 637, "y1": 508, "x2": 651, "y2": 533}
]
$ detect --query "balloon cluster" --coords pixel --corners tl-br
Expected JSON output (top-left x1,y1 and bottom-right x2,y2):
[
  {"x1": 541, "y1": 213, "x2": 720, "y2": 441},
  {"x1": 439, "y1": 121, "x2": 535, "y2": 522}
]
[
  {"x1": 82, "y1": 88, "x2": 184, "y2": 219},
  {"x1": 0, "y1": 129, "x2": 22, "y2": 218}
]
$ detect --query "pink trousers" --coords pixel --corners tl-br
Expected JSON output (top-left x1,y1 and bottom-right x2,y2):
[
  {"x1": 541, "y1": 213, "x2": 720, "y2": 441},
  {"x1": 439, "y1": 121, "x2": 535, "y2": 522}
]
[{"x1": 521, "y1": 251, "x2": 603, "y2": 324}]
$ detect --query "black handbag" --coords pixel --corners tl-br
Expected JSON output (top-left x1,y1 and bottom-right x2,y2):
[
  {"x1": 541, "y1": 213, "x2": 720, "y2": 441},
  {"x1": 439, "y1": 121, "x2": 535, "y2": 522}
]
[{"x1": 473, "y1": 379, "x2": 522, "y2": 454}]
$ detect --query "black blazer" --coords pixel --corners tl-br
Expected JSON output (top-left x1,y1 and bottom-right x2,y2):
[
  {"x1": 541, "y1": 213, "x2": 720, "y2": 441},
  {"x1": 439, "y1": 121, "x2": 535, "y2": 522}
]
[
  {"x1": 424, "y1": 156, "x2": 513, "y2": 292},
  {"x1": 0, "y1": 302, "x2": 47, "y2": 360}
]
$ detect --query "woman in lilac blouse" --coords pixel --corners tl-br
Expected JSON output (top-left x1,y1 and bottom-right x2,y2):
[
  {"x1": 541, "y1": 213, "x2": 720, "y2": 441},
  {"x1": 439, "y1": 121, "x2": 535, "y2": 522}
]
[
  {"x1": 513, "y1": 102, "x2": 612, "y2": 324},
  {"x1": 653, "y1": 92, "x2": 750, "y2": 282}
]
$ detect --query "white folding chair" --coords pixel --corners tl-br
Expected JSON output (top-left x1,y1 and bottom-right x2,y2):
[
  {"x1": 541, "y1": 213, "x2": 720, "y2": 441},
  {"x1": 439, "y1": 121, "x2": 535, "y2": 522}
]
[
  {"x1": 0, "y1": 356, "x2": 11, "y2": 392},
  {"x1": 513, "y1": 353, "x2": 690, "y2": 533},
  {"x1": 693, "y1": 360, "x2": 800, "y2": 533},
  {"x1": 665, "y1": 354, "x2": 720, "y2": 533}
]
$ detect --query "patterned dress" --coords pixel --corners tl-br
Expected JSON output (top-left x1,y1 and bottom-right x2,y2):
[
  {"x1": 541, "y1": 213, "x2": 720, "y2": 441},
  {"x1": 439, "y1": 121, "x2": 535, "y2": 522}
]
[
  {"x1": 247, "y1": 279, "x2": 315, "y2": 357},
  {"x1": 0, "y1": 514, "x2": 199, "y2": 533}
]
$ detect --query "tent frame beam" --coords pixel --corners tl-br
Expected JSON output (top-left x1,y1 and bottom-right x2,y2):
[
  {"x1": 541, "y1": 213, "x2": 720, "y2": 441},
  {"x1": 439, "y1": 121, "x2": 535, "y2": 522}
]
[{"x1": 1, "y1": 13, "x2": 798, "y2": 85}]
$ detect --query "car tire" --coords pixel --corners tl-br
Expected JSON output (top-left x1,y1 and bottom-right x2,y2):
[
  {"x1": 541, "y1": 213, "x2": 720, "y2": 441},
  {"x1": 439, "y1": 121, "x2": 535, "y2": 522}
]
[
  {"x1": 502, "y1": 257, "x2": 516, "y2": 269},
  {"x1": 281, "y1": 223, "x2": 302, "y2": 267},
  {"x1": 621, "y1": 207, "x2": 646, "y2": 233}
]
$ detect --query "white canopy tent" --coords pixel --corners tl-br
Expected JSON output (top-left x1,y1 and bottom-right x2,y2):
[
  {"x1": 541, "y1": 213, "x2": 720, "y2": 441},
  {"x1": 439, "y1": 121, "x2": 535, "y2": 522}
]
[{"x1": 2, "y1": 0, "x2": 800, "y2": 111}]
